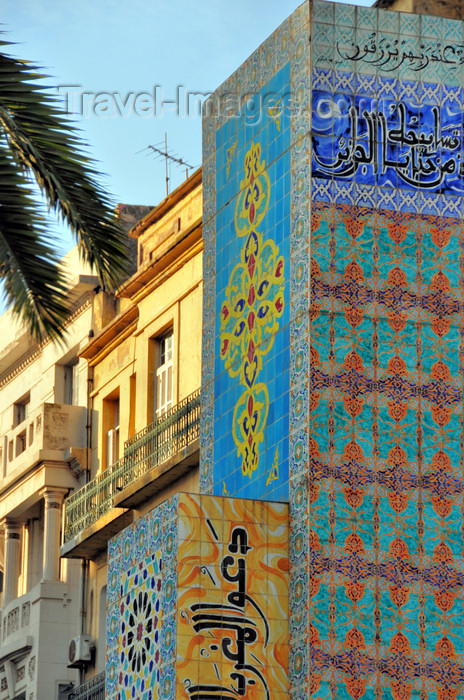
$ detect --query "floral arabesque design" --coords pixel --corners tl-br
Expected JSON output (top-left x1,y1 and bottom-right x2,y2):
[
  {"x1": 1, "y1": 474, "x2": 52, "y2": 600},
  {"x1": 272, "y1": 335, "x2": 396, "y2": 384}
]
[{"x1": 220, "y1": 142, "x2": 284, "y2": 478}]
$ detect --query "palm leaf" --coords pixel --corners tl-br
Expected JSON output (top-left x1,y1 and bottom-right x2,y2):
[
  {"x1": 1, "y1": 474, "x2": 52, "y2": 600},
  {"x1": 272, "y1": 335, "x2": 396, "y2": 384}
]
[
  {"x1": 0, "y1": 38, "x2": 128, "y2": 299},
  {"x1": 0, "y1": 140, "x2": 70, "y2": 342}
]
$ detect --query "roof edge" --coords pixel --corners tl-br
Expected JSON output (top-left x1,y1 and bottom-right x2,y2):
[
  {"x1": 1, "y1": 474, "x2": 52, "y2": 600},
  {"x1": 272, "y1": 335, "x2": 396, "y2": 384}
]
[{"x1": 128, "y1": 168, "x2": 202, "y2": 239}]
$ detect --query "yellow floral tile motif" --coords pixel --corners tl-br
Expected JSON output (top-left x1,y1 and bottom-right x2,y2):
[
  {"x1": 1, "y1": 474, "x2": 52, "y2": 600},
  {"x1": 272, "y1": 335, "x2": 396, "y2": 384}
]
[
  {"x1": 266, "y1": 446, "x2": 280, "y2": 486},
  {"x1": 220, "y1": 142, "x2": 285, "y2": 478},
  {"x1": 226, "y1": 139, "x2": 237, "y2": 179},
  {"x1": 267, "y1": 98, "x2": 282, "y2": 131},
  {"x1": 177, "y1": 493, "x2": 289, "y2": 700}
]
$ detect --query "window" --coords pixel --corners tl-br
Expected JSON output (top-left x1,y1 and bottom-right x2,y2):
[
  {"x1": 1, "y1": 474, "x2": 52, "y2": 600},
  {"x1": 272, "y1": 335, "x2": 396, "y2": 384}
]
[
  {"x1": 16, "y1": 430, "x2": 26, "y2": 456},
  {"x1": 104, "y1": 394, "x2": 120, "y2": 467},
  {"x1": 57, "y1": 685, "x2": 73, "y2": 700},
  {"x1": 13, "y1": 394, "x2": 30, "y2": 427},
  {"x1": 107, "y1": 415, "x2": 120, "y2": 466},
  {"x1": 156, "y1": 332, "x2": 173, "y2": 418},
  {"x1": 64, "y1": 361, "x2": 80, "y2": 405},
  {"x1": 129, "y1": 374, "x2": 136, "y2": 437}
]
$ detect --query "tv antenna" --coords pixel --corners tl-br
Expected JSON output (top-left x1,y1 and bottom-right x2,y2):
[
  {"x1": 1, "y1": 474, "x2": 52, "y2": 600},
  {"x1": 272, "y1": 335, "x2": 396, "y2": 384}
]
[{"x1": 138, "y1": 133, "x2": 195, "y2": 196}]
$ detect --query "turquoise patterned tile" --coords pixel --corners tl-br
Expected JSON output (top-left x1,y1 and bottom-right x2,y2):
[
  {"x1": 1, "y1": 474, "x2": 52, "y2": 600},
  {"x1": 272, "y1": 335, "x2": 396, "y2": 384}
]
[
  {"x1": 335, "y1": 2, "x2": 355, "y2": 29},
  {"x1": 400, "y1": 11, "x2": 420, "y2": 36},
  {"x1": 377, "y1": 9, "x2": 398, "y2": 35},
  {"x1": 421, "y1": 13, "x2": 442, "y2": 39},
  {"x1": 314, "y1": 22, "x2": 334, "y2": 46},
  {"x1": 442, "y1": 16, "x2": 463, "y2": 42},
  {"x1": 313, "y1": 0, "x2": 334, "y2": 26},
  {"x1": 356, "y1": 5, "x2": 377, "y2": 31}
]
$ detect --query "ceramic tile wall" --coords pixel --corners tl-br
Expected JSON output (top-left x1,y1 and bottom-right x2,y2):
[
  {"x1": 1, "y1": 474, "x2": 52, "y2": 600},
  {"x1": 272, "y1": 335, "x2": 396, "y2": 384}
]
[
  {"x1": 310, "y1": 1, "x2": 464, "y2": 697},
  {"x1": 176, "y1": 494, "x2": 289, "y2": 699},
  {"x1": 106, "y1": 494, "x2": 288, "y2": 699},
  {"x1": 201, "y1": 2, "x2": 310, "y2": 506},
  {"x1": 106, "y1": 496, "x2": 179, "y2": 700}
]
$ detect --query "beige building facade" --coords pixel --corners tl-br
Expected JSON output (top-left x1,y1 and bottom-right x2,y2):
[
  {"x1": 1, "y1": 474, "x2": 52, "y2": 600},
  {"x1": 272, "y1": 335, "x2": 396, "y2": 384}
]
[
  {"x1": 0, "y1": 246, "x2": 104, "y2": 700},
  {"x1": 60, "y1": 170, "x2": 203, "y2": 697},
  {"x1": 373, "y1": 0, "x2": 464, "y2": 18},
  {"x1": 0, "y1": 203, "x2": 151, "y2": 700}
]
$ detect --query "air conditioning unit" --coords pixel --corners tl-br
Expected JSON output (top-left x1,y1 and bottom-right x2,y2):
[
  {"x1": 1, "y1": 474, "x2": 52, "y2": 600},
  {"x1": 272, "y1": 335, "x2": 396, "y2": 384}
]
[{"x1": 67, "y1": 635, "x2": 92, "y2": 667}]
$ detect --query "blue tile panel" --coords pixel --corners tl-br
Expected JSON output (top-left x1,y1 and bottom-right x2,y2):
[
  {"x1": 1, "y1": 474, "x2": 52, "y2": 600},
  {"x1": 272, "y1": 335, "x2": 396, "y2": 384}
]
[
  {"x1": 213, "y1": 63, "x2": 291, "y2": 502},
  {"x1": 201, "y1": 6, "x2": 310, "y2": 504},
  {"x1": 312, "y1": 87, "x2": 464, "y2": 196},
  {"x1": 310, "y1": 1, "x2": 464, "y2": 698}
]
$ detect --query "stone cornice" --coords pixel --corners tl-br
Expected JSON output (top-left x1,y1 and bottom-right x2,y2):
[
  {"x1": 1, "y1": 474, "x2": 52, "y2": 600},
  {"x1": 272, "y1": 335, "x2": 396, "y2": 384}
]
[{"x1": 0, "y1": 295, "x2": 93, "y2": 389}]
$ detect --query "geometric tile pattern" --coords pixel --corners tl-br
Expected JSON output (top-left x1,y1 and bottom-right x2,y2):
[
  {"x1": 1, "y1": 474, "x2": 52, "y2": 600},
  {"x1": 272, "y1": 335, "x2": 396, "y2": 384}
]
[
  {"x1": 310, "y1": 1, "x2": 464, "y2": 697},
  {"x1": 106, "y1": 494, "x2": 289, "y2": 700},
  {"x1": 106, "y1": 496, "x2": 178, "y2": 700},
  {"x1": 287, "y1": 4, "x2": 311, "y2": 699},
  {"x1": 309, "y1": 202, "x2": 464, "y2": 698}
]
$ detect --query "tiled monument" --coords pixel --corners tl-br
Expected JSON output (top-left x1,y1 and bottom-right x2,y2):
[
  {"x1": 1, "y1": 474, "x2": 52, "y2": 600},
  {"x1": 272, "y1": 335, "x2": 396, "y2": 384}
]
[
  {"x1": 107, "y1": 0, "x2": 464, "y2": 697},
  {"x1": 201, "y1": 0, "x2": 464, "y2": 698}
]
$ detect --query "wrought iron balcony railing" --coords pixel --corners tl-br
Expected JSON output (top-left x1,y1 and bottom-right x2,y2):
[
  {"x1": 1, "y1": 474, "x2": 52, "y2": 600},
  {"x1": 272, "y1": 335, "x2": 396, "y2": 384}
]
[
  {"x1": 63, "y1": 390, "x2": 200, "y2": 542},
  {"x1": 68, "y1": 671, "x2": 105, "y2": 700},
  {"x1": 122, "y1": 388, "x2": 200, "y2": 488}
]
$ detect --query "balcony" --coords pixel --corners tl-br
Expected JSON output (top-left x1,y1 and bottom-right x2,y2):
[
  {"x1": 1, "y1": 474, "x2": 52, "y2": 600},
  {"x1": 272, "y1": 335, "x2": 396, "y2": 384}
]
[
  {"x1": 1, "y1": 402, "x2": 87, "y2": 489},
  {"x1": 0, "y1": 580, "x2": 74, "y2": 687},
  {"x1": 114, "y1": 388, "x2": 201, "y2": 508},
  {"x1": 0, "y1": 588, "x2": 33, "y2": 655},
  {"x1": 61, "y1": 390, "x2": 200, "y2": 558},
  {"x1": 68, "y1": 671, "x2": 105, "y2": 700}
]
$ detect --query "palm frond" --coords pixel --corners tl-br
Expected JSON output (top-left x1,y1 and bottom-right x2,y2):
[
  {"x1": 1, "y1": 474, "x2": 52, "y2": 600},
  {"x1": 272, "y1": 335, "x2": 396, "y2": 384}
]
[
  {"x1": 0, "y1": 140, "x2": 70, "y2": 342},
  {"x1": 0, "y1": 39, "x2": 128, "y2": 292}
]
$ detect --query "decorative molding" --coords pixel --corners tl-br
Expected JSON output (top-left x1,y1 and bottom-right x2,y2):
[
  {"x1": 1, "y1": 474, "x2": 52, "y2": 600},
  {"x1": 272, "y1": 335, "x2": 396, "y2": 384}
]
[
  {"x1": 0, "y1": 347, "x2": 41, "y2": 390},
  {"x1": 46, "y1": 502, "x2": 61, "y2": 510},
  {"x1": 67, "y1": 456, "x2": 84, "y2": 479},
  {"x1": 6, "y1": 608, "x2": 19, "y2": 637},
  {"x1": 21, "y1": 603, "x2": 30, "y2": 628},
  {"x1": 28, "y1": 656, "x2": 35, "y2": 681}
]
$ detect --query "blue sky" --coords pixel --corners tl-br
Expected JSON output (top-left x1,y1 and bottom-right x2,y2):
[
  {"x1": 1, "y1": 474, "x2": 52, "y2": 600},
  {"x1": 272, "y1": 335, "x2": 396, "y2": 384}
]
[{"x1": 4, "y1": 0, "x2": 372, "y2": 253}]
